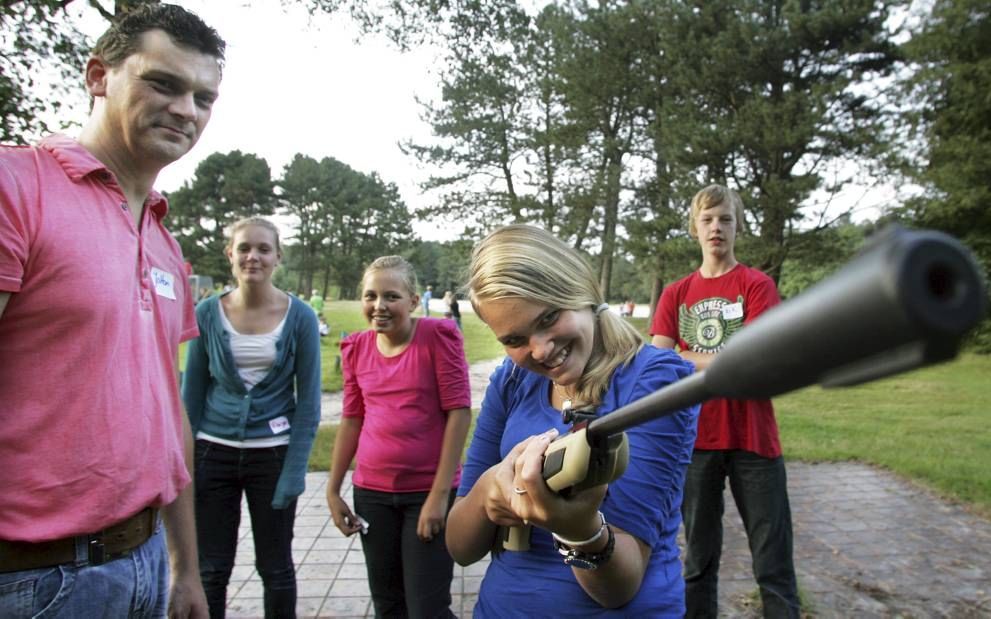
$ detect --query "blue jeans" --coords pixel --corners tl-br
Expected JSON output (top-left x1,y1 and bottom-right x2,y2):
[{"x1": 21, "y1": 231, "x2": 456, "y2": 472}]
[
  {"x1": 682, "y1": 450, "x2": 800, "y2": 618},
  {"x1": 0, "y1": 523, "x2": 168, "y2": 618},
  {"x1": 195, "y1": 440, "x2": 297, "y2": 619},
  {"x1": 353, "y1": 487, "x2": 455, "y2": 619}
]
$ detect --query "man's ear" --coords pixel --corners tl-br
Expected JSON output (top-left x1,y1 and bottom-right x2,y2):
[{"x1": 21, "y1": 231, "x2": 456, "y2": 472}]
[{"x1": 85, "y1": 57, "x2": 110, "y2": 97}]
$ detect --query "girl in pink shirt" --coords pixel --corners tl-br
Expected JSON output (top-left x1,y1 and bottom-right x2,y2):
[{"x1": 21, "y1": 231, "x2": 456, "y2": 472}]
[{"x1": 327, "y1": 255, "x2": 471, "y2": 618}]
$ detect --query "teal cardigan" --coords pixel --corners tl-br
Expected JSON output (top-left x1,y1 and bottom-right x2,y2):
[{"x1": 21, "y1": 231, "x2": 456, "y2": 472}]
[{"x1": 182, "y1": 293, "x2": 321, "y2": 508}]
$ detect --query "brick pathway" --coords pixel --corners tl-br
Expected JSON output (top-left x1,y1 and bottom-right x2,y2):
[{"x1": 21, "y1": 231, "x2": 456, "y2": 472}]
[
  {"x1": 230, "y1": 355, "x2": 991, "y2": 617},
  {"x1": 222, "y1": 462, "x2": 990, "y2": 617},
  {"x1": 223, "y1": 471, "x2": 487, "y2": 618}
]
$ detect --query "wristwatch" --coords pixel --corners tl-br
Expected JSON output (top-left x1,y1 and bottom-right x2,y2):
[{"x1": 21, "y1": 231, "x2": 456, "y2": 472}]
[{"x1": 553, "y1": 517, "x2": 616, "y2": 570}]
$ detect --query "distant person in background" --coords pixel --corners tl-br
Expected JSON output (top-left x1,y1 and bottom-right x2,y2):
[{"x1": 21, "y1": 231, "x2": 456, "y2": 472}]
[
  {"x1": 327, "y1": 256, "x2": 470, "y2": 618},
  {"x1": 442, "y1": 290, "x2": 462, "y2": 330},
  {"x1": 0, "y1": 4, "x2": 224, "y2": 615},
  {"x1": 422, "y1": 284, "x2": 433, "y2": 316},
  {"x1": 309, "y1": 289, "x2": 324, "y2": 314},
  {"x1": 650, "y1": 184, "x2": 800, "y2": 618},
  {"x1": 619, "y1": 299, "x2": 632, "y2": 317},
  {"x1": 183, "y1": 217, "x2": 321, "y2": 618},
  {"x1": 319, "y1": 314, "x2": 330, "y2": 337}
]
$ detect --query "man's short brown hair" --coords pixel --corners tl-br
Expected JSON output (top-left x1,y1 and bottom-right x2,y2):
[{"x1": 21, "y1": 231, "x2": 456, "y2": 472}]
[{"x1": 92, "y1": 3, "x2": 226, "y2": 68}]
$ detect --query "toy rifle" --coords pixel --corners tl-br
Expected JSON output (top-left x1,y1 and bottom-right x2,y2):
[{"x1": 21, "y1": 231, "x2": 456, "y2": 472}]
[{"x1": 500, "y1": 226, "x2": 988, "y2": 551}]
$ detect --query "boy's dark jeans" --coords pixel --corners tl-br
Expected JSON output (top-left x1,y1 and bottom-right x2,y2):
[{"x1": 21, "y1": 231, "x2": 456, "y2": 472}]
[{"x1": 682, "y1": 449, "x2": 801, "y2": 618}]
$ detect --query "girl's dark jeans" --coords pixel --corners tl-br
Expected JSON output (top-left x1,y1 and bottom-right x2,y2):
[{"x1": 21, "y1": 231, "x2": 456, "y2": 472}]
[
  {"x1": 353, "y1": 486, "x2": 456, "y2": 619},
  {"x1": 195, "y1": 440, "x2": 298, "y2": 618}
]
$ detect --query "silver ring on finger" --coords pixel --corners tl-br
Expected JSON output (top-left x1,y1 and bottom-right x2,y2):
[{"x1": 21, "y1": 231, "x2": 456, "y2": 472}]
[{"x1": 513, "y1": 486, "x2": 527, "y2": 495}]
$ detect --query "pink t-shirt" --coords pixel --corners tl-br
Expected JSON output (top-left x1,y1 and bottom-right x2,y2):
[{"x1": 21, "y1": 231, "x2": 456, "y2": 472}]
[
  {"x1": 0, "y1": 135, "x2": 198, "y2": 541},
  {"x1": 342, "y1": 318, "x2": 471, "y2": 492}
]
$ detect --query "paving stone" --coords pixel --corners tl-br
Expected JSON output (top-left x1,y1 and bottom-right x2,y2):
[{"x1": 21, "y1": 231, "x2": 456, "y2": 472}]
[
  {"x1": 317, "y1": 595, "x2": 371, "y2": 617},
  {"x1": 225, "y1": 413, "x2": 991, "y2": 618},
  {"x1": 329, "y1": 578, "x2": 371, "y2": 597}
]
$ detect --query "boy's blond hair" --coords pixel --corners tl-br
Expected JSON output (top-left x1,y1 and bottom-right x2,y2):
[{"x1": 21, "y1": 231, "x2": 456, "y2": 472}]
[{"x1": 688, "y1": 184, "x2": 746, "y2": 238}]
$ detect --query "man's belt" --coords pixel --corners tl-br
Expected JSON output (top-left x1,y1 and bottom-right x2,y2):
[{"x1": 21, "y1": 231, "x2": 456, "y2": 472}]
[{"x1": 0, "y1": 507, "x2": 158, "y2": 573}]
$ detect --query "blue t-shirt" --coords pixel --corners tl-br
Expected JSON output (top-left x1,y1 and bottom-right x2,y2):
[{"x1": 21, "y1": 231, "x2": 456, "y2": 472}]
[{"x1": 458, "y1": 346, "x2": 700, "y2": 617}]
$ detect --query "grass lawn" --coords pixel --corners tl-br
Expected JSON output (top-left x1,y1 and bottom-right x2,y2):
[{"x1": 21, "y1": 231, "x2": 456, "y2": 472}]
[
  {"x1": 776, "y1": 353, "x2": 991, "y2": 518},
  {"x1": 184, "y1": 304, "x2": 989, "y2": 518},
  {"x1": 317, "y1": 301, "x2": 505, "y2": 392},
  {"x1": 180, "y1": 300, "x2": 506, "y2": 390},
  {"x1": 309, "y1": 349, "x2": 991, "y2": 518}
]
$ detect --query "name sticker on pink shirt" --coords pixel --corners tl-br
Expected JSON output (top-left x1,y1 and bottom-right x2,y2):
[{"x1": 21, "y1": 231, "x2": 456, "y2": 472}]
[{"x1": 151, "y1": 267, "x2": 176, "y2": 300}]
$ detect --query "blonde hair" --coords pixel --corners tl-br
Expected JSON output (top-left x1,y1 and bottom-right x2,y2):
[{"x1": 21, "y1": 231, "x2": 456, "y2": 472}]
[
  {"x1": 467, "y1": 224, "x2": 643, "y2": 406},
  {"x1": 227, "y1": 217, "x2": 281, "y2": 254},
  {"x1": 362, "y1": 255, "x2": 419, "y2": 297},
  {"x1": 688, "y1": 184, "x2": 746, "y2": 238}
]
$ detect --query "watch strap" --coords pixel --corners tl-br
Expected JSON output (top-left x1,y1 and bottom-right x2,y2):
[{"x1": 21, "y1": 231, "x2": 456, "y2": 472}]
[{"x1": 554, "y1": 522, "x2": 616, "y2": 570}]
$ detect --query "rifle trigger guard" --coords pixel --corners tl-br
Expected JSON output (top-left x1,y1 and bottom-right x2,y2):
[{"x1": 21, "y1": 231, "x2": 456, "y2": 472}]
[{"x1": 562, "y1": 404, "x2": 597, "y2": 425}]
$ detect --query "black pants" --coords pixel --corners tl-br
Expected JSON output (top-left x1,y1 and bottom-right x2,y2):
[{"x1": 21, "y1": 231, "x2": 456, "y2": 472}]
[
  {"x1": 682, "y1": 449, "x2": 800, "y2": 618},
  {"x1": 353, "y1": 487, "x2": 456, "y2": 619},
  {"x1": 195, "y1": 440, "x2": 298, "y2": 618}
]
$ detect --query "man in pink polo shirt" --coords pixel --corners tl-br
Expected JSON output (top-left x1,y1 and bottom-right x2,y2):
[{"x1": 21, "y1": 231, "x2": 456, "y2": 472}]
[{"x1": 0, "y1": 5, "x2": 224, "y2": 616}]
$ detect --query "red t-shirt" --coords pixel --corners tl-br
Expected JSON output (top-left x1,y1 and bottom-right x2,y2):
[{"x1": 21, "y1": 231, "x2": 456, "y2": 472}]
[
  {"x1": 650, "y1": 264, "x2": 783, "y2": 458},
  {"x1": 342, "y1": 317, "x2": 471, "y2": 492}
]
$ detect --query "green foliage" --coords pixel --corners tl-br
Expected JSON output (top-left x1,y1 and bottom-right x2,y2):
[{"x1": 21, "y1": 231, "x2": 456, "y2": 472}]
[
  {"x1": 659, "y1": 0, "x2": 900, "y2": 281},
  {"x1": 403, "y1": 238, "x2": 474, "y2": 295},
  {"x1": 305, "y1": 0, "x2": 902, "y2": 299},
  {"x1": 278, "y1": 154, "x2": 414, "y2": 299},
  {"x1": 896, "y1": 0, "x2": 991, "y2": 352},
  {"x1": 776, "y1": 219, "x2": 872, "y2": 299},
  {"x1": 0, "y1": 1, "x2": 91, "y2": 144},
  {"x1": 167, "y1": 151, "x2": 275, "y2": 284}
]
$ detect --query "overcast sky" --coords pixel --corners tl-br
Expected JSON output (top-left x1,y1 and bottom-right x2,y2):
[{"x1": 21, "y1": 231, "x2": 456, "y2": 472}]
[
  {"x1": 69, "y1": 0, "x2": 449, "y2": 239},
  {"x1": 62, "y1": 0, "x2": 900, "y2": 240}
]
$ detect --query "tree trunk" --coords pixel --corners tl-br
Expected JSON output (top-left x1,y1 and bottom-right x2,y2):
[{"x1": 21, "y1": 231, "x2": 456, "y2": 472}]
[
  {"x1": 597, "y1": 150, "x2": 622, "y2": 299},
  {"x1": 648, "y1": 275, "x2": 663, "y2": 326}
]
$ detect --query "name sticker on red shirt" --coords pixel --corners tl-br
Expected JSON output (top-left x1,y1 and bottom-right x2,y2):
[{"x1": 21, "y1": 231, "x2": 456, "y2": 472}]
[{"x1": 721, "y1": 302, "x2": 743, "y2": 320}]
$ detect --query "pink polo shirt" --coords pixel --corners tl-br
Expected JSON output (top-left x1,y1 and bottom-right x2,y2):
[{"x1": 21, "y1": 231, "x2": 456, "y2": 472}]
[
  {"x1": 342, "y1": 318, "x2": 470, "y2": 493},
  {"x1": 0, "y1": 135, "x2": 198, "y2": 542}
]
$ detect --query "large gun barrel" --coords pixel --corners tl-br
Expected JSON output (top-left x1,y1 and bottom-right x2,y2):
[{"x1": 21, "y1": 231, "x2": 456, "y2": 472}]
[
  {"x1": 504, "y1": 226, "x2": 987, "y2": 551},
  {"x1": 588, "y1": 225, "x2": 987, "y2": 441}
]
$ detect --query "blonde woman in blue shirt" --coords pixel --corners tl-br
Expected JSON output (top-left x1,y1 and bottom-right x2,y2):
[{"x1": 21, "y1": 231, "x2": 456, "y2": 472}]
[{"x1": 182, "y1": 217, "x2": 321, "y2": 618}]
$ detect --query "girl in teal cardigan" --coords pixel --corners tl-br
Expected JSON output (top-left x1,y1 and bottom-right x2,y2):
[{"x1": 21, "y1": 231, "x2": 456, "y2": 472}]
[{"x1": 182, "y1": 217, "x2": 320, "y2": 618}]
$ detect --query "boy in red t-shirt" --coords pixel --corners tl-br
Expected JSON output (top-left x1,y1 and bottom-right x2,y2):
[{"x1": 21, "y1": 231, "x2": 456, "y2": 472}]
[{"x1": 650, "y1": 184, "x2": 800, "y2": 618}]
